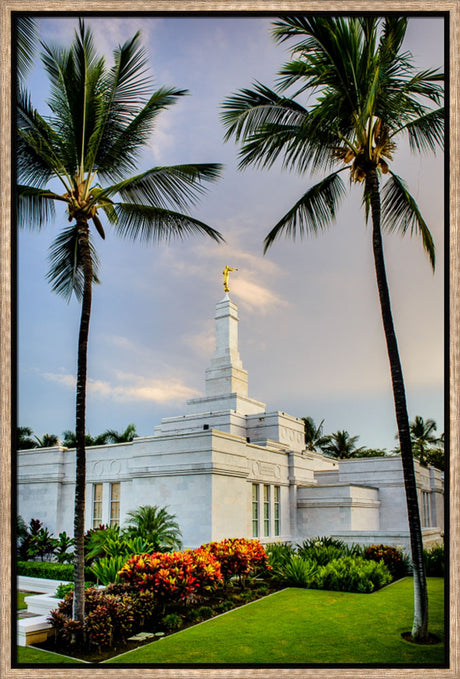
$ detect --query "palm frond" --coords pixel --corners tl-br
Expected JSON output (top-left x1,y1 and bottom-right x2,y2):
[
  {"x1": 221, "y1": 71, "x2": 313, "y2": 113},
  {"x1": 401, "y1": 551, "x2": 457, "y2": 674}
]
[
  {"x1": 394, "y1": 107, "x2": 444, "y2": 153},
  {"x1": 17, "y1": 89, "x2": 71, "y2": 188},
  {"x1": 113, "y1": 203, "x2": 224, "y2": 244},
  {"x1": 96, "y1": 86, "x2": 188, "y2": 181},
  {"x1": 99, "y1": 163, "x2": 222, "y2": 211},
  {"x1": 47, "y1": 224, "x2": 101, "y2": 301},
  {"x1": 17, "y1": 186, "x2": 61, "y2": 229},
  {"x1": 381, "y1": 172, "x2": 435, "y2": 270},
  {"x1": 16, "y1": 16, "x2": 38, "y2": 82},
  {"x1": 264, "y1": 170, "x2": 347, "y2": 253}
]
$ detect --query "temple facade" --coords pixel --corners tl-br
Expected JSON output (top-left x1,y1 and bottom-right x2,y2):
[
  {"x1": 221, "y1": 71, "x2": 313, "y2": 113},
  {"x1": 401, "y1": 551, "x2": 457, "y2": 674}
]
[{"x1": 17, "y1": 290, "x2": 444, "y2": 552}]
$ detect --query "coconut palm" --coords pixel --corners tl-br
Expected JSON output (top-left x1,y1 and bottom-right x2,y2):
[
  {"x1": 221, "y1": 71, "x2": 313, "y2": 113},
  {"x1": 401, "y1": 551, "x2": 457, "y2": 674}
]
[
  {"x1": 16, "y1": 16, "x2": 38, "y2": 83},
  {"x1": 34, "y1": 433, "x2": 59, "y2": 447},
  {"x1": 222, "y1": 16, "x2": 443, "y2": 641},
  {"x1": 62, "y1": 429, "x2": 109, "y2": 448},
  {"x1": 17, "y1": 426, "x2": 37, "y2": 450},
  {"x1": 103, "y1": 423, "x2": 137, "y2": 443},
  {"x1": 409, "y1": 416, "x2": 442, "y2": 466},
  {"x1": 320, "y1": 430, "x2": 365, "y2": 459},
  {"x1": 124, "y1": 504, "x2": 183, "y2": 552},
  {"x1": 302, "y1": 416, "x2": 330, "y2": 452},
  {"x1": 17, "y1": 19, "x2": 222, "y2": 625}
]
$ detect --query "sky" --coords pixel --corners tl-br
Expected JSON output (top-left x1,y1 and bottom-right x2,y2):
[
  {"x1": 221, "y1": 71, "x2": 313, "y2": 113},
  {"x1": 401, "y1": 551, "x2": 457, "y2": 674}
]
[{"x1": 16, "y1": 13, "x2": 446, "y2": 451}]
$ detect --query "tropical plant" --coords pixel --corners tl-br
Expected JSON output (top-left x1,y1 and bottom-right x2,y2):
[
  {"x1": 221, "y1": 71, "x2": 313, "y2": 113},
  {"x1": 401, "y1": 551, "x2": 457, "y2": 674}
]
[
  {"x1": 409, "y1": 416, "x2": 443, "y2": 466},
  {"x1": 61, "y1": 430, "x2": 109, "y2": 448},
  {"x1": 222, "y1": 15, "x2": 443, "y2": 640},
  {"x1": 17, "y1": 426, "x2": 37, "y2": 450},
  {"x1": 124, "y1": 505, "x2": 183, "y2": 552},
  {"x1": 320, "y1": 430, "x2": 365, "y2": 459},
  {"x1": 18, "y1": 19, "x2": 222, "y2": 626},
  {"x1": 274, "y1": 554, "x2": 317, "y2": 588},
  {"x1": 89, "y1": 554, "x2": 129, "y2": 586},
  {"x1": 301, "y1": 416, "x2": 330, "y2": 451},
  {"x1": 34, "y1": 433, "x2": 60, "y2": 447},
  {"x1": 119, "y1": 549, "x2": 223, "y2": 603},
  {"x1": 353, "y1": 447, "x2": 389, "y2": 458},
  {"x1": 103, "y1": 423, "x2": 138, "y2": 443},
  {"x1": 16, "y1": 16, "x2": 38, "y2": 83},
  {"x1": 424, "y1": 544, "x2": 444, "y2": 577},
  {"x1": 84, "y1": 524, "x2": 121, "y2": 563},
  {"x1": 314, "y1": 555, "x2": 392, "y2": 593},
  {"x1": 201, "y1": 538, "x2": 270, "y2": 585},
  {"x1": 54, "y1": 531, "x2": 75, "y2": 564}
]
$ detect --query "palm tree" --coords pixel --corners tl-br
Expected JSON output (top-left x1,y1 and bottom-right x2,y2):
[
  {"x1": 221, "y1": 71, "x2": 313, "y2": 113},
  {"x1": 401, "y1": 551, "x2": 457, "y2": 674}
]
[
  {"x1": 16, "y1": 16, "x2": 38, "y2": 83},
  {"x1": 124, "y1": 505, "x2": 183, "y2": 552},
  {"x1": 17, "y1": 20, "x2": 222, "y2": 626},
  {"x1": 104, "y1": 423, "x2": 137, "y2": 443},
  {"x1": 17, "y1": 426, "x2": 37, "y2": 450},
  {"x1": 222, "y1": 16, "x2": 443, "y2": 641},
  {"x1": 61, "y1": 430, "x2": 109, "y2": 448},
  {"x1": 302, "y1": 416, "x2": 330, "y2": 452},
  {"x1": 409, "y1": 416, "x2": 439, "y2": 466},
  {"x1": 34, "y1": 433, "x2": 59, "y2": 447},
  {"x1": 320, "y1": 430, "x2": 365, "y2": 459}
]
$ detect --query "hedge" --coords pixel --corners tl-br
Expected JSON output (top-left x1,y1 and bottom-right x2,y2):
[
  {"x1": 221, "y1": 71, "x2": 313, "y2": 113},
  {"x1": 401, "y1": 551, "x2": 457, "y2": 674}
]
[{"x1": 17, "y1": 560, "x2": 97, "y2": 582}]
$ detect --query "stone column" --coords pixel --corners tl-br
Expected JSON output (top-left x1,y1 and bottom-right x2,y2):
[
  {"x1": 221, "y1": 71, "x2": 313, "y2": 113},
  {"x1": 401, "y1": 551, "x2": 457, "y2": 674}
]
[{"x1": 205, "y1": 294, "x2": 249, "y2": 397}]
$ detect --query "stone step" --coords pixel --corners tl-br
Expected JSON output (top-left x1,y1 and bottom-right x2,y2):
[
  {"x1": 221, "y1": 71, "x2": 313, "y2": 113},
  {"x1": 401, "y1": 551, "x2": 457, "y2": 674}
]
[{"x1": 17, "y1": 615, "x2": 53, "y2": 647}]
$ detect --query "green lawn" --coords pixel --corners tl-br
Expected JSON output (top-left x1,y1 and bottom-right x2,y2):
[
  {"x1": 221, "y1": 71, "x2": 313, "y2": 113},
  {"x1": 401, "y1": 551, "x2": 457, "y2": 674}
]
[
  {"x1": 17, "y1": 646, "x2": 86, "y2": 664},
  {"x1": 17, "y1": 591, "x2": 36, "y2": 610},
  {"x1": 105, "y1": 578, "x2": 446, "y2": 666}
]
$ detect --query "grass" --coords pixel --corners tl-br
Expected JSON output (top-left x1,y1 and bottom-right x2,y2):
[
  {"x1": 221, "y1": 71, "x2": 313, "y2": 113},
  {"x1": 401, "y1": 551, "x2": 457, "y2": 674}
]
[
  {"x1": 17, "y1": 591, "x2": 36, "y2": 610},
  {"x1": 104, "y1": 578, "x2": 445, "y2": 666},
  {"x1": 17, "y1": 646, "x2": 86, "y2": 664}
]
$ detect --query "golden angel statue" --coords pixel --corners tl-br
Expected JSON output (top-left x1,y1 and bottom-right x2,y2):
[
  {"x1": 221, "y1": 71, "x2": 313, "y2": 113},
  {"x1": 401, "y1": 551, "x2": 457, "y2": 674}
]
[{"x1": 223, "y1": 265, "x2": 238, "y2": 292}]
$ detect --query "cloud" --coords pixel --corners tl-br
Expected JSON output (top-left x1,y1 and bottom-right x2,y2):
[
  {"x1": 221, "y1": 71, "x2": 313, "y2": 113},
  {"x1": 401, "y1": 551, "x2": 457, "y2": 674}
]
[{"x1": 41, "y1": 370, "x2": 199, "y2": 404}]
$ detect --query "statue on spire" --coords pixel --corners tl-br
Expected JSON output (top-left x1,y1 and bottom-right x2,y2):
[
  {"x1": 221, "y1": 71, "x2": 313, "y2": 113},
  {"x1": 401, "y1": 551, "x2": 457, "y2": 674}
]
[{"x1": 223, "y1": 265, "x2": 238, "y2": 293}]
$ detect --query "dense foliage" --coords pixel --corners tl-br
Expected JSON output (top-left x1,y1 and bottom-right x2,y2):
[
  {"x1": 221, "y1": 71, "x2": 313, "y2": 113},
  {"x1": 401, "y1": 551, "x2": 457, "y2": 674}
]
[
  {"x1": 119, "y1": 549, "x2": 223, "y2": 602},
  {"x1": 200, "y1": 538, "x2": 270, "y2": 584}
]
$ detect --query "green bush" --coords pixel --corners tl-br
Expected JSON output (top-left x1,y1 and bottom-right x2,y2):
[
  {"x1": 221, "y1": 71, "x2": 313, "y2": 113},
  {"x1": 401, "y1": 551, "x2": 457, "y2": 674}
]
[
  {"x1": 297, "y1": 537, "x2": 362, "y2": 565},
  {"x1": 161, "y1": 613, "x2": 182, "y2": 632},
  {"x1": 17, "y1": 560, "x2": 96, "y2": 582},
  {"x1": 49, "y1": 587, "x2": 136, "y2": 649},
  {"x1": 265, "y1": 542, "x2": 296, "y2": 571},
  {"x1": 214, "y1": 599, "x2": 234, "y2": 614},
  {"x1": 89, "y1": 555, "x2": 130, "y2": 585},
  {"x1": 55, "y1": 581, "x2": 93, "y2": 598},
  {"x1": 277, "y1": 555, "x2": 317, "y2": 587},
  {"x1": 424, "y1": 544, "x2": 444, "y2": 577},
  {"x1": 364, "y1": 544, "x2": 410, "y2": 580},
  {"x1": 314, "y1": 556, "x2": 392, "y2": 593}
]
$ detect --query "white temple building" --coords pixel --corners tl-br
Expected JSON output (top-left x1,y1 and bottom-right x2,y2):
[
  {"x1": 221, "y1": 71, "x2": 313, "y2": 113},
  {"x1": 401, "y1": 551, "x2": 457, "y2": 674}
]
[{"x1": 17, "y1": 285, "x2": 444, "y2": 552}]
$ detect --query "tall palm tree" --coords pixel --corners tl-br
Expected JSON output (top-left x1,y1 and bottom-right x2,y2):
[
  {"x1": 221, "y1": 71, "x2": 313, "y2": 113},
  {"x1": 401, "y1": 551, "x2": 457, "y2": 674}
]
[
  {"x1": 34, "y1": 433, "x2": 59, "y2": 448},
  {"x1": 302, "y1": 416, "x2": 330, "y2": 452},
  {"x1": 16, "y1": 426, "x2": 37, "y2": 450},
  {"x1": 222, "y1": 16, "x2": 443, "y2": 641},
  {"x1": 320, "y1": 429, "x2": 365, "y2": 459},
  {"x1": 409, "y1": 415, "x2": 440, "y2": 466},
  {"x1": 124, "y1": 504, "x2": 183, "y2": 552},
  {"x1": 103, "y1": 423, "x2": 137, "y2": 443},
  {"x1": 17, "y1": 19, "x2": 222, "y2": 627}
]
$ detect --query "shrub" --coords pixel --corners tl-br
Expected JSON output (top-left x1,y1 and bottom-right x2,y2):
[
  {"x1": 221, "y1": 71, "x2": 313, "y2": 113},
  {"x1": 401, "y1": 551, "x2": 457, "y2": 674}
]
[
  {"x1": 265, "y1": 542, "x2": 296, "y2": 571},
  {"x1": 314, "y1": 556, "x2": 392, "y2": 593},
  {"x1": 364, "y1": 544, "x2": 408, "y2": 579},
  {"x1": 214, "y1": 599, "x2": 234, "y2": 614},
  {"x1": 297, "y1": 537, "x2": 362, "y2": 565},
  {"x1": 161, "y1": 613, "x2": 182, "y2": 632},
  {"x1": 424, "y1": 544, "x2": 444, "y2": 577},
  {"x1": 17, "y1": 560, "x2": 97, "y2": 582},
  {"x1": 119, "y1": 548, "x2": 222, "y2": 603},
  {"x1": 195, "y1": 605, "x2": 214, "y2": 619},
  {"x1": 49, "y1": 587, "x2": 136, "y2": 649},
  {"x1": 55, "y1": 581, "x2": 93, "y2": 598},
  {"x1": 275, "y1": 555, "x2": 317, "y2": 588},
  {"x1": 89, "y1": 555, "x2": 130, "y2": 585},
  {"x1": 201, "y1": 538, "x2": 269, "y2": 584}
]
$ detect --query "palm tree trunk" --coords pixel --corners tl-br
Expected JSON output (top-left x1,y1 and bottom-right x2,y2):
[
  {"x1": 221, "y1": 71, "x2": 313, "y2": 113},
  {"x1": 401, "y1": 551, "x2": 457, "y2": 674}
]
[
  {"x1": 72, "y1": 220, "x2": 93, "y2": 631},
  {"x1": 367, "y1": 169, "x2": 429, "y2": 641}
]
